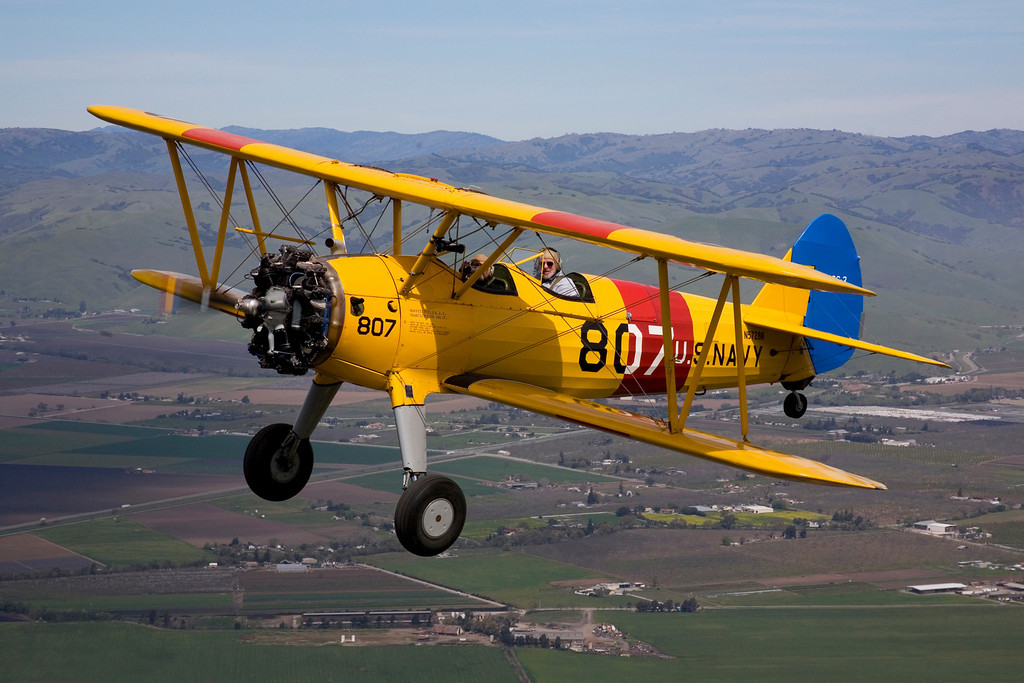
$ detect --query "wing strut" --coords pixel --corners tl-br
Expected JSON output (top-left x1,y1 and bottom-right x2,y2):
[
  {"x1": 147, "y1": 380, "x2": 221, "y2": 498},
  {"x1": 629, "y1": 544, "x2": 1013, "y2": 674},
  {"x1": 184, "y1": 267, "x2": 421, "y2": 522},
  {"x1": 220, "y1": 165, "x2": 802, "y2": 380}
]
[
  {"x1": 393, "y1": 199, "x2": 403, "y2": 256},
  {"x1": 400, "y1": 210, "x2": 458, "y2": 295},
  {"x1": 731, "y1": 275, "x2": 750, "y2": 440},
  {"x1": 669, "y1": 273, "x2": 750, "y2": 441},
  {"x1": 167, "y1": 140, "x2": 212, "y2": 288},
  {"x1": 452, "y1": 229, "x2": 523, "y2": 299},
  {"x1": 324, "y1": 182, "x2": 347, "y2": 254},
  {"x1": 166, "y1": 141, "x2": 281, "y2": 288},
  {"x1": 238, "y1": 161, "x2": 269, "y2": 256},
  {"x1": 658, "y1": 259, "x2": 681, "y2": 431}
]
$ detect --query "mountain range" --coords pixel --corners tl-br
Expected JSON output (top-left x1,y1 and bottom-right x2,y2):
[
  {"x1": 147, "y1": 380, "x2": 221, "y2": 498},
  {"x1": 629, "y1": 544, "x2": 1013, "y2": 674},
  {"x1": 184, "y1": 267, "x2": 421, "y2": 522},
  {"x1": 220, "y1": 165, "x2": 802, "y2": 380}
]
[{"x1": 2, "y1": 121, "x2": 1023, "y2": 361}]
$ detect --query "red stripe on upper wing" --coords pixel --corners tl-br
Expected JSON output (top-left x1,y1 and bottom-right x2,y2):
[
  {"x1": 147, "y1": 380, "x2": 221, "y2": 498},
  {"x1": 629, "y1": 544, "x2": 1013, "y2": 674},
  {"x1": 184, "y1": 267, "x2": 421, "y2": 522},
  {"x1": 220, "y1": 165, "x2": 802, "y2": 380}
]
[
  {"x1": 182, "y1": 127, "x2": 261, "y2": 152},
  {"x1": 532, "y1": 211, "x2": 624, "y2": 240}
]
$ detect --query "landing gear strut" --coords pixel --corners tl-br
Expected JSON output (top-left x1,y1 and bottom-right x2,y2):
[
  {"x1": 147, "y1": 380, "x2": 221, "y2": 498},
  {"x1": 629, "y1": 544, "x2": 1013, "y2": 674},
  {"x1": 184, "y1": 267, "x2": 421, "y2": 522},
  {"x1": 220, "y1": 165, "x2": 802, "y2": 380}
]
[
  {"x1": 243, "y1": 423, "x2": 313, "y2": 501},
  {"x1": 394, "y1": 474, "x2": 467, "y2": 556},
  {"x1": 242, "y1": 379, "x2": 341, "y2": 502},
  {"x1": 783, "y1": 391, "x2": 808, "y2": 419},
  {"x1": 389, "y1": 401, "x2": 466, "y2": 555}
]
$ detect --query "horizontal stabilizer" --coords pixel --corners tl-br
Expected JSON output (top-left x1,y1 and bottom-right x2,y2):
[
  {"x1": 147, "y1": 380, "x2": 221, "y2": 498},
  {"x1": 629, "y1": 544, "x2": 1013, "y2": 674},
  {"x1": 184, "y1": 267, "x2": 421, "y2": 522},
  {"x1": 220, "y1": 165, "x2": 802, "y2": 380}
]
[
  {"x1": 132, "y1": 269, "x2": 247, "y2": 318},
  {"x1": 444, "y1": 376, "x2": 886, "y2": 490},
  {"x1": 744, "y1": 308, "x2": 949, "y2": 368}
]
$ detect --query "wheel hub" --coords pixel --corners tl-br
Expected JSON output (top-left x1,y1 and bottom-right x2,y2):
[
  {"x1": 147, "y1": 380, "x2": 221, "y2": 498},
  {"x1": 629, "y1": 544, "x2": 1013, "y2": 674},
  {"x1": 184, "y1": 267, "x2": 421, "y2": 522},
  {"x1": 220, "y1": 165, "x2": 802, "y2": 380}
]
[
  {"x1": 421, "y1": 498, "x2": 456, "y2": 539},
  {"x1": 270, "y1": 451, "x2": 298, "y2": 483}
]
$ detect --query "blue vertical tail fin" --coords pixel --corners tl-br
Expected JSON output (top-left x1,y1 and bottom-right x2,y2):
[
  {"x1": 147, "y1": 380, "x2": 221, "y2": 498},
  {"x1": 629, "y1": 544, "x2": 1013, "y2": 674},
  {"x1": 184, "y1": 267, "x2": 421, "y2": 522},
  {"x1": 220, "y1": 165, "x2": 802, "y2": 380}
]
[{"x1": 753, "y1": 214, "x2": 864, "y2": 374}]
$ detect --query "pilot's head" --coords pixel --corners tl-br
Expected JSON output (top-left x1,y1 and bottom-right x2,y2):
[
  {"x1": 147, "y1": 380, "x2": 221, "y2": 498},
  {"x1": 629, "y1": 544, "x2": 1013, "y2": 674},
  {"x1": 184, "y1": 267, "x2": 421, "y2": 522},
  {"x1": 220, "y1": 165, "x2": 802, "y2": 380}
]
[{"x1": 536, "y1": 248, "x2": 561, "y2": 281}]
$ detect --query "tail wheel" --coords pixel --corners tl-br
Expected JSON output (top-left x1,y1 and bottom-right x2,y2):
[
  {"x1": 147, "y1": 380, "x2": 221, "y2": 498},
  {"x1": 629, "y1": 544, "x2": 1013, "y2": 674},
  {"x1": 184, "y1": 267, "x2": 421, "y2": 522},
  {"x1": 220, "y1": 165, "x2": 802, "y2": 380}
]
[
  {"x1": 243, "y1": 423, "x2": 314, "y2": 501},
  {"x1": 395, "y1": 474, "x2": 466, "y2": 556},
  {"x1": 784, "y1": 392, "x2": 808, "y2": 419}
]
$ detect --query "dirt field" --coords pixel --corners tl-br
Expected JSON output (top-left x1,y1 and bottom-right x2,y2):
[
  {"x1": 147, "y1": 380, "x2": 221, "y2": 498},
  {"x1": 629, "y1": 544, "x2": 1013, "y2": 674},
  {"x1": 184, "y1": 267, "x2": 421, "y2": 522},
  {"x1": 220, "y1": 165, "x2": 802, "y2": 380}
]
[
  {"x1": 239, "y1": 627, "x2": 492, "y2": 647},
  {"x1": 754, "y1": 568, "x2": 947, "y2": 590},
  {"x1": 299, "y1": 480, "x2": 400, "y2": 505},
  {"x1": 526, "y1": 526, "x2": 1024, "y2": 590},
  {"x1": 0, "y1": 465, "x2": 245, "y2": 527},
  {"x1": 133, "y1": 503, "x2": 329, "y2": 547},
  {"x1": 913, "y1": 371, "x2": 1024, "y2": 395},
  {"x1": 0, "y1": 533, "x2": 95, "y2": 575}
]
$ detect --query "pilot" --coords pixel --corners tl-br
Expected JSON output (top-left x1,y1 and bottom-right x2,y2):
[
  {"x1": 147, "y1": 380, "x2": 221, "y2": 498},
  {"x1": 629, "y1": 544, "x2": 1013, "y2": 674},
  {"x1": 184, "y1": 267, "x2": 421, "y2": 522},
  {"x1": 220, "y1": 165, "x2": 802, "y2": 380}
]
[
  {"x1": 535, "y1": 248, "x2": 580, "y2": 299},
  {"x1": 461, "y1": 253, "x2": 495, "y2": 287}
]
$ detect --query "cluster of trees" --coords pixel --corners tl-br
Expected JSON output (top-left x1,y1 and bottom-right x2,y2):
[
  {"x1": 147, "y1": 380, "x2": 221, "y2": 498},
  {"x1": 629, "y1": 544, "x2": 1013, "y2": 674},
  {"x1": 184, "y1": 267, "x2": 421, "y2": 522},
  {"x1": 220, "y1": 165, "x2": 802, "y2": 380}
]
[
  {"x1": 830, "y1": 509, "x2": 874, "y2": 531},
  {"x1": 0, "y1": 600, "x2": 118, "y2": 623},
  {"x1": 499, "y1": 629, "x2": 564, "y2": 649},
  {"x1": 635, "y1": 597, "x2": 698, "y2": 613},
  {"x1": 452, "y1": 612, "x2": 562, "y2": 648},
  {"x1": 486, "y1": 517, "x2": 616, "y2": 549}
]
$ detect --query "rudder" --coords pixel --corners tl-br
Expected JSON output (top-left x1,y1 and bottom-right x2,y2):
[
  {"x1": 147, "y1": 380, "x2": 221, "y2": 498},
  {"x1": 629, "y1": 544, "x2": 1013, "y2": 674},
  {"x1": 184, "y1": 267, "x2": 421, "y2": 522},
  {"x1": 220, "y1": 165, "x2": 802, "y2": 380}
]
[{"x1": 754, "y1": 214, "x2": 863, "y2": 374}]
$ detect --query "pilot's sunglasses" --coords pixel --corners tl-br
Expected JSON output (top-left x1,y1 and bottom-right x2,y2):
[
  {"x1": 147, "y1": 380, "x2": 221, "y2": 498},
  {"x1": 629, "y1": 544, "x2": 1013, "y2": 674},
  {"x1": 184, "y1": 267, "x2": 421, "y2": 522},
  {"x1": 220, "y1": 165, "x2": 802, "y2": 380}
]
[{"x1": 542, "y1": 260, "x2": 556, "y2": 267}]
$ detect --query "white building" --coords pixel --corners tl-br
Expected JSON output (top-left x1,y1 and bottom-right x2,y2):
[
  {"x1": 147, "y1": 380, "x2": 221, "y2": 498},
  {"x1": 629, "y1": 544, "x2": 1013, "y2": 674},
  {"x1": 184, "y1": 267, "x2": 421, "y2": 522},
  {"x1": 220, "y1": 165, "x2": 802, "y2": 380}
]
[{"x1": 912, "y1": 520, "x2": 957, "y2": 535}]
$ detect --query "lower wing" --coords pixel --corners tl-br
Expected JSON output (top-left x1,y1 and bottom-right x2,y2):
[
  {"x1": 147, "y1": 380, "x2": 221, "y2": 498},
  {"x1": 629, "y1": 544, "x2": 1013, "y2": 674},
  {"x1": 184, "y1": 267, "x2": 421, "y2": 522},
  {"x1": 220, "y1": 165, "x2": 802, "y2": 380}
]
[{"x1": 443, "y1": 376, "x2": 885, "y2": 490}]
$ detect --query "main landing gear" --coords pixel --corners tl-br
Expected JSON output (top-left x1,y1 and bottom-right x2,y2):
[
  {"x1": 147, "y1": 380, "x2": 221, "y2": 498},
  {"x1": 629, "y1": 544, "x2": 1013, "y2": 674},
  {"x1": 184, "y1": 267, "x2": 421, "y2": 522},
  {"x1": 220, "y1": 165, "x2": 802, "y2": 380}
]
[
  {"x1": 240, "y1": 382, "x2": 466, "y2": 557},
  {"x1": 395, "y1": 474, "x2": 467, "y2": 556},
  {"x1": 391, "y1": 403, "x2": 466, "y2": 556},
  {"x1": 243, "y1": 423, "x2": 314, "y2": 501}
]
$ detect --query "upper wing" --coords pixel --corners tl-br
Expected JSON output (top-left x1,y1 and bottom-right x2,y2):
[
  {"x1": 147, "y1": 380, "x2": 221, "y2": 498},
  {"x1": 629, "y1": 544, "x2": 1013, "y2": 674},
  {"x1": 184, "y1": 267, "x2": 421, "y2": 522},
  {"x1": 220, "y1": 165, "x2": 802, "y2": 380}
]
[
  {"x1": 443, "y1": 375, "x2": 886, "y2": 490},
  {"x1": 89, "y1": 105, "x2": 871, "y2": 297}
]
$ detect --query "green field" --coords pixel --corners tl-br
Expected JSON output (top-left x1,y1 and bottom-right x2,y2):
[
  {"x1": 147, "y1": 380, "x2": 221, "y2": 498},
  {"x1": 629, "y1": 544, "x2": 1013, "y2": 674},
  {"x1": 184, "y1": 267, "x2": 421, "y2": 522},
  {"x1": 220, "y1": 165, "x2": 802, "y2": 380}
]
[
  {"x1": 0, "y1": 623, "x2": 518, "y2": 683},
  {"x1": 1, "y1": 421, "x2": 404, "y2": 473},
  {"x1": 968, "y1": 509, "x2": 1024, "y2": 551},
  {"x1": 517, "y1": 606, "x2": 1024, "y2": 682},
  {"x1": 643, "y1": 509, "x2": 830, "y2": 529},
  {"x1": 34, "y1": 518, "x2": 213, "y2": 567},
  {"x1": 700, "y1": 582, "x2": 977, "y2": 607},
  {"x1": 460, "y1": 516, "x2": 552, "y2": 539},
  {"x1": 367, "y1": 549, "x2": 629, "y2": 608},
  {"x1": 22, "y1": 593, "x2": 234, "y2": 613},
  {"x1": 3, "y1": 604, "x2": 1020, "y2": 682}
]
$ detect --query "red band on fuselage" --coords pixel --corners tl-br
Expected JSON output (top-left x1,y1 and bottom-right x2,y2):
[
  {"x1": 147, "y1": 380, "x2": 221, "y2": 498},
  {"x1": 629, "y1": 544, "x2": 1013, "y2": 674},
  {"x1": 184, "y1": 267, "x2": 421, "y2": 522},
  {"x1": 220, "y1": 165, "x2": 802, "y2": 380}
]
[
  {"x1": 182, "y1": 127, "x2": 260, "y2": 153},
  {"x1": 610, "y1": 279, "x2": 694, "y2": 396}
]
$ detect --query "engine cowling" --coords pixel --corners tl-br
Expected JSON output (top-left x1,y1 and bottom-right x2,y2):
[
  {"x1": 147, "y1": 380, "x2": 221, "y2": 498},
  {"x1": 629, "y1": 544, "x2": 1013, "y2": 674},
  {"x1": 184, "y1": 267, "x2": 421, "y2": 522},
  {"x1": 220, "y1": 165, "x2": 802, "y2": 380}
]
[{"x1": 237, "y1": 246, "x2": 337, "y2": 375}]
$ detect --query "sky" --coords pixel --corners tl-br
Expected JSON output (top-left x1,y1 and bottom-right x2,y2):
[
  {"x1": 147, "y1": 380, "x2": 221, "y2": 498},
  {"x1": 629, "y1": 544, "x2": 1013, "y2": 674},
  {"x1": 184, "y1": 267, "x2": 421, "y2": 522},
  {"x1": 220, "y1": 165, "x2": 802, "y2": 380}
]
[{"x1": 2, "y1": 0, "x2": 1023, "y2": 140}]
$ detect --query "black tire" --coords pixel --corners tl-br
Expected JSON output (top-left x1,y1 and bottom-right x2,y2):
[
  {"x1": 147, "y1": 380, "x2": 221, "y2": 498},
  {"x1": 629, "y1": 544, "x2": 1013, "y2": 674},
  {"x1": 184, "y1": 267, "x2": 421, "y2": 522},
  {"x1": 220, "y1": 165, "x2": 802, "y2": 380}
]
[
  {"x1": 394, "y1": 474, "x2": 466, "y2": 556},
  {"x1": 783, "y1": 392, "x2": 808, "y2": 419},
  {"x1": 243, "y1": 423, "x2": 313, "y2": 501}
]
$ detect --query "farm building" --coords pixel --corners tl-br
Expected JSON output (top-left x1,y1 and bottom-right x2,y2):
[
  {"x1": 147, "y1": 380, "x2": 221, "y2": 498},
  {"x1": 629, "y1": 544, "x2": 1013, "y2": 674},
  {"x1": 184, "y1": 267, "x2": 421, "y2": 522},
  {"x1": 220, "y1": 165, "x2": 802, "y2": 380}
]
[
  {"x1": 275, "y1": 561, "x2": 308, "y2": 572},
  {"x1": 303, "y1": 610, "x2": 432, "y2": 627},
  {"x1": 431, "y1": 624, "x2": 464, "y2": 636},
  {"x1": 912, "y1": 520, "x2": 957, "y2": 535},
  {"x1": 907, "y1": 583, "x2": 968, "y2": 594}
]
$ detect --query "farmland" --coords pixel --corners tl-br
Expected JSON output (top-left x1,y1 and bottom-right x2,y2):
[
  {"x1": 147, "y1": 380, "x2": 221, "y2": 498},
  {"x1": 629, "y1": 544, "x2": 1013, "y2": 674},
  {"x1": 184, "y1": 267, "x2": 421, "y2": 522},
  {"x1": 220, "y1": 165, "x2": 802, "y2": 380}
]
[
  {"x1": 0, "y1": 623, "x2": 518, "y2": 683},
  {"x1": 2, "y1": 323, "x2": 1024, "y2": 680},
  {"x1": 515, "y1": 606, "x2": 1024, "y2": 682}
]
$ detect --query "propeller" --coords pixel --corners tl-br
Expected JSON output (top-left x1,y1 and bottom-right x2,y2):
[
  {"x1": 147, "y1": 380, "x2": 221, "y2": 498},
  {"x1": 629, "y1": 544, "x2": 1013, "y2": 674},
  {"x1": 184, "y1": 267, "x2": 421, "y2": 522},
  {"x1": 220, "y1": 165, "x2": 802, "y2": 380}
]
[{"x1": 131, "y1": 269, "x2": 247, "y2": 318}]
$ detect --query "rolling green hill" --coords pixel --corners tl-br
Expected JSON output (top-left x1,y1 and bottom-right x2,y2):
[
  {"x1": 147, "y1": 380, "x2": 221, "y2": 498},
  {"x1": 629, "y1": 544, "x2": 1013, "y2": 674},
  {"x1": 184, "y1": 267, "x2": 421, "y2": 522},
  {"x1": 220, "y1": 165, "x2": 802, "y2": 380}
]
[{"x1": 2, "y1": 124, "x2": 1022, "y2": 360}]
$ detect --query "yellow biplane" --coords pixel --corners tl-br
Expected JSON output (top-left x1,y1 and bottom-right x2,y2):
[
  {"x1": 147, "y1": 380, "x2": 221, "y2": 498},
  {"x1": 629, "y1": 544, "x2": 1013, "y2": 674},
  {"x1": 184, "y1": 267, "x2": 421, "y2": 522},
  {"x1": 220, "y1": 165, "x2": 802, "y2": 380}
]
[{"x1": 89, "y1": 105, "x2": 947, "y2": 556}]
